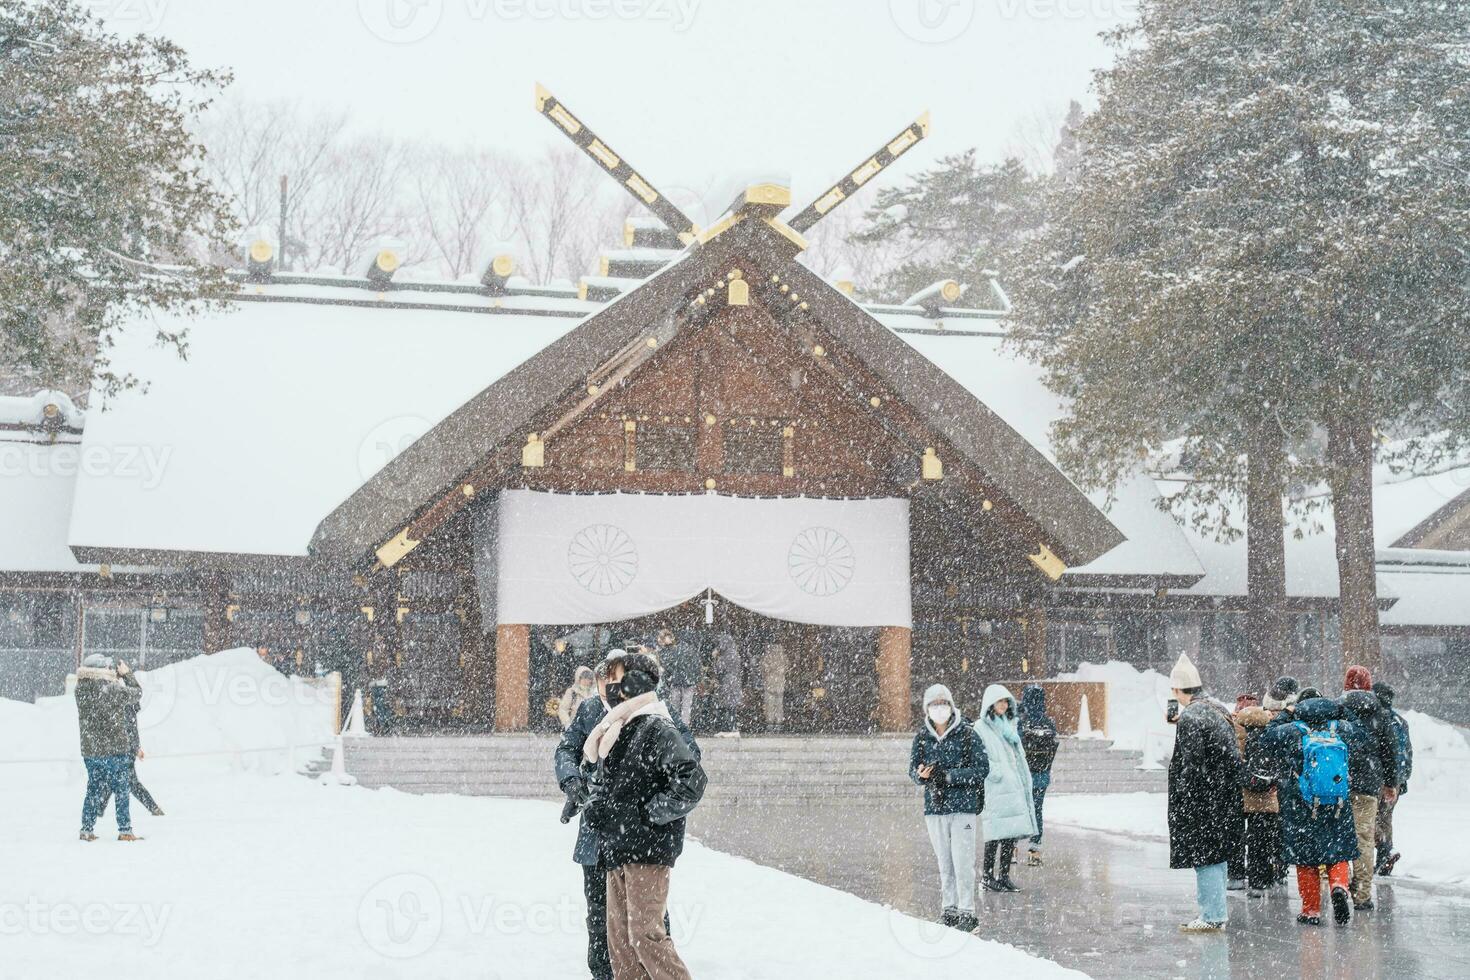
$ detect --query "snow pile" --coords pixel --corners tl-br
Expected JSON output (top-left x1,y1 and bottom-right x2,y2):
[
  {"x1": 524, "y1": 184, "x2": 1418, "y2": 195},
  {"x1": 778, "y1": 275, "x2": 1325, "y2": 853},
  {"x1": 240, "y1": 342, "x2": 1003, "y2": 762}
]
[
  {"x1": 1400, "y1": 709, "x2": 1470, "y2": 799},
  {"x1": 0, "y1": 648, "x2": 336, "y2": 776},
  {"x1": 1054, "y1": 661, "x2": 1175, "y2": 764}
]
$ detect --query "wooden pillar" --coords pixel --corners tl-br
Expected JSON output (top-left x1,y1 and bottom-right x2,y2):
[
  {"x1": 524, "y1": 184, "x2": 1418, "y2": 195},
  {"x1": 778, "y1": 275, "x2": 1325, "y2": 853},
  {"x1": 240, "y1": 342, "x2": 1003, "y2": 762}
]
[
  {"x1": 876, "y1": 626, "x2": 912, "y2": 732},
  {"x1": 200, "y1": 573, "x2": 230, "y2": 654},
  {"x1": 1023, "y1": 607, "x2": 1048, "y2": 678},
  {"x1": 494, "y1": 623, "x2": 531, "y2": 732}
]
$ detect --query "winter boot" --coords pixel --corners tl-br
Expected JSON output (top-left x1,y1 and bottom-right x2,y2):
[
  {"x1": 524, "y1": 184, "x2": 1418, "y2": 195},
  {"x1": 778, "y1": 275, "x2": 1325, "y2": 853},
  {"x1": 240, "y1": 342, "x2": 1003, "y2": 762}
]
[
  {"x1": 982, "y1": 875, "x2": 1006, "y2": 893},
  {"x1": 1179, "y1": 918, "x2": 1226, "y2": 933},
  {"x1": 78, "y1": 831, "x2": 97, "y2": 842},
  {"x1": 1331, "y1": 886, "x2": 1352, "y2": 926},
  {"x1": 117, "y1": 833, "x2": 144, "y2": 842},
  {"x1": 1377, "y1": 852, "x2": 1400, "y2": 877},
  {"x1": 1296, "y1": 913, "x2": 1322, "y2": 927},
  {"x1": 149, "y1": 806, "x2": 165, "y2": 817},
  {"x1": 955, "y1": 912, "x2": 978, "y2": 932},
  {"x1": 941, "y1": 907, "x2": 959, "y2": 928},
  {"x1": 1026, "y1": 849, "x2": 1043, "y2": 867},
  {"x1": 997, "y1": 877, "x2": 1021, "y2": 893}
]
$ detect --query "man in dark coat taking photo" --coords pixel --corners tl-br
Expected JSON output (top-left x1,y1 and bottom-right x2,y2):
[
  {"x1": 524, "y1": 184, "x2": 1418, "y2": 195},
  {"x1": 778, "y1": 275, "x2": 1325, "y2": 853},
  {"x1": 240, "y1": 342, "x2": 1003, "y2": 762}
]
[{"x1": 74, "y1": 654, "x2": 144, "y2": 842}]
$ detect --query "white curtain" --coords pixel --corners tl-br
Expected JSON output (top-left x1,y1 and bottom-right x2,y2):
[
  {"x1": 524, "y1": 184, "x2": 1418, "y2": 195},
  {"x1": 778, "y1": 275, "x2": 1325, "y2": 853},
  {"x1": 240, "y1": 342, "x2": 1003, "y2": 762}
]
[{"x1": 496, "y1": 489, "x2": 911, "y2": 628}]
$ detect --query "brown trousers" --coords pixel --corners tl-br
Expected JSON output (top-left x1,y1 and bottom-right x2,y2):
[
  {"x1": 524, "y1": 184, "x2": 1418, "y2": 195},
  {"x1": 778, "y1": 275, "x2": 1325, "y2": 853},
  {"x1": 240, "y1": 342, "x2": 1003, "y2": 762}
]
[
  {"x1": 1349, "y1": 793, "x2": 1378, "y2": 904},
  {"x1": 606, "y1": 863, "x2": 692, "y2": 980}
]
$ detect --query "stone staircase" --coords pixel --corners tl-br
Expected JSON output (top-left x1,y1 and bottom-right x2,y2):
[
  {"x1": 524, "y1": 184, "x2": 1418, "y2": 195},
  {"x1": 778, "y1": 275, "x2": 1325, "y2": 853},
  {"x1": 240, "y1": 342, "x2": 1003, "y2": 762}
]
[{"x1": 334, "y1": 733, "x2": 1165, "y2": 804}]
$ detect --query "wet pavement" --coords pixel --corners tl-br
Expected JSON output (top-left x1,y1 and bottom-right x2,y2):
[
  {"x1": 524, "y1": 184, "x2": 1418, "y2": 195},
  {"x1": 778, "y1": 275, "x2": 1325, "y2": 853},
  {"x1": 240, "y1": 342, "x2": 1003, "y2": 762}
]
[{"x1": 688, "y1": 804, "x2": 1470, "y2": 979}]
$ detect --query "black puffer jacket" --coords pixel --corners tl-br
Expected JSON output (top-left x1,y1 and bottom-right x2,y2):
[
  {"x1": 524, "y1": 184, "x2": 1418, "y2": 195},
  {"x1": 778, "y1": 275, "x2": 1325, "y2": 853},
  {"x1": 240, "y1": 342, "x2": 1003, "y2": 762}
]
[
  {"x1": 1338, "y1": 690, "x2": 1400, "y2": 794},
  {"x1": 75, "y1": 668, "x2": 142, "y2": 758},
  {"x1": 586, "y1": 712, "x2": 707, "y2": 869},
  {"x1": 1167, "y1": 697, "x2": 1245, "y2": 869}
]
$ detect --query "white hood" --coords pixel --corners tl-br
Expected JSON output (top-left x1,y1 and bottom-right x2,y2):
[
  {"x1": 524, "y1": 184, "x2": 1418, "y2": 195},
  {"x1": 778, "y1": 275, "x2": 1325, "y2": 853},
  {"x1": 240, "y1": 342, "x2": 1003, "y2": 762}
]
[
  {"x1": 980, "y1": 683, "x2": 1016, "y2": 720},
  {"x1": 922, "y1": 683, "x2": 962, "y2": 739}
]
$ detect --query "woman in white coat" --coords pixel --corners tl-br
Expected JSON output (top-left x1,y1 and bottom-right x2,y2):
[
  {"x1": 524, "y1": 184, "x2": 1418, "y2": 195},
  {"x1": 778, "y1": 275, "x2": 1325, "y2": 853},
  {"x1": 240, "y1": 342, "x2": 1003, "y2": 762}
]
[{"x1": 975, "y1": 683, "x2": 1037, "y2": 891}]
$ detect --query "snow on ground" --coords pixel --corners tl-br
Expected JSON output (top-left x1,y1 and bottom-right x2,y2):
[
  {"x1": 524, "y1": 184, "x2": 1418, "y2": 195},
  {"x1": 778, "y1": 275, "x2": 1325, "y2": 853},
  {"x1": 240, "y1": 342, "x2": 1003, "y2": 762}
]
[
  {"x1": 1043, "y1": 696, "x2": 1470, "y2": 888},
  {"x1": 1, "y1": 651, "x2": 1086, "y2": 979},
  {"x1": 1054, "y1": 661, "x2": 1176, "y2": 764}
]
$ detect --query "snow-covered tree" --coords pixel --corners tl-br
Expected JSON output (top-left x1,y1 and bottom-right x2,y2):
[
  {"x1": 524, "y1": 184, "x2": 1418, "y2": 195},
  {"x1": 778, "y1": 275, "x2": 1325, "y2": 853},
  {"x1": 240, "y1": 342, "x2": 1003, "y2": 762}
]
[
  {"x1": 1009, "y1": 0, "x2": 1470, "y2": 679},
  {"x1": 0, "y1": 0, "x2": 236, "y2": 398},
  {"x1": 850, "y1": 152, "x2": 1044, "y2": 304}
]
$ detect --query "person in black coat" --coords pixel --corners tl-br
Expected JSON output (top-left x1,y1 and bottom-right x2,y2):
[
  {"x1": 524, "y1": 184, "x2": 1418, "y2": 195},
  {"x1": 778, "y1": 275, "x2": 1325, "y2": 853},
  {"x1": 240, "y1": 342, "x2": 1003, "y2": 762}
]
[
  {"x1": 1259, "y1": 697, "x2": 1364, "y2": 926},
  {"x1": 1338, "y1": 665, "x2": 1400, "y2": 909},
  {"x1": 581, "y1": 650, "x2": 706, "y2": 980},
  {"x1": 97, "y1": 665, "x2": 164, "y2": 819},
  {"x1": 553, "y1": 655, "x2": 700, "y2": 980},
  {"x1": 75, "y1": 655, "x2": 144, "y2": 841},
  {"x1": 1371, "y1": 681, "x2": 1413, "y2": 875},
  {"x1": 1165, "y1": 655, "x2": 1244, "y2": 932},
  {"x1": 1018, "y1": 684, "x2": 1059, "y2": 867}
]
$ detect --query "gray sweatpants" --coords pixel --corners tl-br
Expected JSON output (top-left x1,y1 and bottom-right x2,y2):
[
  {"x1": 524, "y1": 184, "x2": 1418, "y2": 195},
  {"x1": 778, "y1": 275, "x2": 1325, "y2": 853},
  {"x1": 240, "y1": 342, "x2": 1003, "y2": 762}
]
[{"x1": 925, "y1": 811, "x2": 978, "y2": 914}]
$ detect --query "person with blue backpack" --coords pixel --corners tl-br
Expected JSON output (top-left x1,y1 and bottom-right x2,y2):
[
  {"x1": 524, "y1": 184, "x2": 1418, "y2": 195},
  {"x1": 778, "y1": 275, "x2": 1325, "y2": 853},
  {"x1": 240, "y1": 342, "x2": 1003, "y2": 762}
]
[
  {"x1": 910, "y1": 683, "x2": 989, "y2": 932},
  {"x1": 1260, "y1": 695, "x2": 1367, "y2": 926}
]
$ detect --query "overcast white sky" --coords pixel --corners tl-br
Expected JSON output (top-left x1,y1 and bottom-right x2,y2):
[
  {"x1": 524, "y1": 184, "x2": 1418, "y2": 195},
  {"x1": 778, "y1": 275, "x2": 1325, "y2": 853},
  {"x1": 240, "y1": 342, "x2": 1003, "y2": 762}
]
[{"x1": 97, "y1": 0, "x2": 1126, "y2": 206}]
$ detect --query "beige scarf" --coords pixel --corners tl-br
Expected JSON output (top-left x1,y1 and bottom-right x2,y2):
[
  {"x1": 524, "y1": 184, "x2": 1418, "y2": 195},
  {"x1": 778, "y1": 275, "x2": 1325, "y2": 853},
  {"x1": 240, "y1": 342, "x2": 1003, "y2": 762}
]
[{"x1": 583, "y1": 691, "x2": 668, "y2": 764}]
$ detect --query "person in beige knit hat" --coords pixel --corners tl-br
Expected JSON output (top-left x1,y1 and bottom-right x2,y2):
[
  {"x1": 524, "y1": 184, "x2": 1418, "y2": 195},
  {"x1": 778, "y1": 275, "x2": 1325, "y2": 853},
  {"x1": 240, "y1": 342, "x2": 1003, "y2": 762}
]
[{"x1": 1166, "y1": 653, "x2": 1245, "y2": 933}]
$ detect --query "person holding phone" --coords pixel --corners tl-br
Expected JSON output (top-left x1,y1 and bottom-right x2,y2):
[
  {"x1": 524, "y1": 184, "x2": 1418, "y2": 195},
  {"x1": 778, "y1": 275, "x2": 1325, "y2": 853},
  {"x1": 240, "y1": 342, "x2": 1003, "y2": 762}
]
[{"x1": 910, "y1": 683, "x2": 988, "y2": 932}]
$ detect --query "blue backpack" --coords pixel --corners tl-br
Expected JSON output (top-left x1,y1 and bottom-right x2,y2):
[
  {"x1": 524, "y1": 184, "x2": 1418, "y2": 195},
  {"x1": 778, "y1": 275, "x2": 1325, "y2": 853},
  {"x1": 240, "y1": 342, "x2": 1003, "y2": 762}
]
[{"x1": 1294, "y1": 721, "x2": 1349, "y2": 812}]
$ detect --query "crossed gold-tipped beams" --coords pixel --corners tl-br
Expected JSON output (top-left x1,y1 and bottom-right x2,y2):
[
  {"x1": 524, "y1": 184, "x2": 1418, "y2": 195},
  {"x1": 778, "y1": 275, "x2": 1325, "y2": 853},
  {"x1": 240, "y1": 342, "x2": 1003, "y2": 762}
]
[{"x1": 533, "y1": 83, "x2": 929, "y2": 242}]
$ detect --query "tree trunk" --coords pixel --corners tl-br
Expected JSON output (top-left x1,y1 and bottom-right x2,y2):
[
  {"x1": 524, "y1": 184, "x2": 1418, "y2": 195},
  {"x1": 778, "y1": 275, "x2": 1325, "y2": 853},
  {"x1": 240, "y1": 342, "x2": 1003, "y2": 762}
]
[
  {"x1": 1327, "y1": 407, "x2": 1382, "y2": 675},
  {"x1": 1245, "y1": 421, "x2": 1289, "y2": 695}
]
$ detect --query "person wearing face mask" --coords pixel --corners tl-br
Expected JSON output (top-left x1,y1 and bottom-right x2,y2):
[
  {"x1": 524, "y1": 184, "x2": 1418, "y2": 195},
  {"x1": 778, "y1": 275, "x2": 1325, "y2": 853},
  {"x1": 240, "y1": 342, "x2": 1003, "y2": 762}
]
[
  {"x1": 975, "y1": 683, "x2": 1037, "y2": 892},
  {"x1": 559, "y1": 666, "x2": 597, "y2": 729},
  {"x1": 910, "y1": 683, "x2": 989, "y2": 932},
  {"x1": 553, "y1": 652, "x2": 700, "y2": 980},
  {"x1": 580, "y1": 650, "x2": 707, "y2": 980}
]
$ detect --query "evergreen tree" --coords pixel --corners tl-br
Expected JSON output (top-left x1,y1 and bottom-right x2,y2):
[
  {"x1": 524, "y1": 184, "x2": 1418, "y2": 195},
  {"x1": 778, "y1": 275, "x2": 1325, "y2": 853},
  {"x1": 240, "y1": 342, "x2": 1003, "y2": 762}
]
[
  {"x1": 1009, "y1": 0, "x2": 1470, "y2": 679},
  {"x1": 850, "y1": 152, "x2": 1043, "y2": 305},
  {"x1": 0, "y1": 0, "x2": 237, "y2": 398}
]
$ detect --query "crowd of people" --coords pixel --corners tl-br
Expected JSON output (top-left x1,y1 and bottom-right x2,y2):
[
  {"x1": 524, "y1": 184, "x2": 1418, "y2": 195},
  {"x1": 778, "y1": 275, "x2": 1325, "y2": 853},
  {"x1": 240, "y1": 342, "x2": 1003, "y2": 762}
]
[{"x1": 1166, "y1": 654, "x2": 1414, "y2": 932}]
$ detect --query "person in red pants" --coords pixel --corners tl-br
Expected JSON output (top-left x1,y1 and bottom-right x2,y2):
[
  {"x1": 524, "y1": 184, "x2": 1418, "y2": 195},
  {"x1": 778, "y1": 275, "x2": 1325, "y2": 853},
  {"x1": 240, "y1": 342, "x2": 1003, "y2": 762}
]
[
  {"x1": 1260, "y1": 696, "x2": 1366, "y2": 926},
  {"x1": 1296, "y1": 862, "x2": 1351, "y2": 925}
]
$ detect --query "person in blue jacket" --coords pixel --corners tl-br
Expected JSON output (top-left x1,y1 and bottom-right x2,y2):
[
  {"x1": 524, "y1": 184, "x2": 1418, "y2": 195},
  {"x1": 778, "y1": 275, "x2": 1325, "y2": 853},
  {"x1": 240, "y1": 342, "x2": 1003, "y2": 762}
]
[
  {"x1": 1018, "y1": 684, "x2": 1059, "y2": 867},
  {"x1": 975, "y1": 683, "x2": 1037, "y2": 892},
  {"x1": 1259, "y1": 696, "x2": 1365, "y2": 926},
  {"x1": 553, "y1": 652, "x2": 701, "y2": 980},
  {"x1": 910, "y1": 683, "x2": 989, "y2": 932}
]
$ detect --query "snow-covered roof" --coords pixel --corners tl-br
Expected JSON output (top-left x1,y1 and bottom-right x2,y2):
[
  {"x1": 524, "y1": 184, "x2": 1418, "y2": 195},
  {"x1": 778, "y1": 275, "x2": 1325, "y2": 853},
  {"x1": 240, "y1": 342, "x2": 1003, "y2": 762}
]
[
  {"x1": 0, "y1": 439, "x2": 95, "y2": 573},
  {"x1": 879, "y1": 316, "x2": 1202, "y2": 583},
  {"x1": 1380, "y1": 563, "x2": 1470, "y2": 628},
  {"x1": 0, "y1": 390, "x2": 84, "y2": 431},
  {"x1": 67, "y1": 289, "x2": 589, "y2": 560}
]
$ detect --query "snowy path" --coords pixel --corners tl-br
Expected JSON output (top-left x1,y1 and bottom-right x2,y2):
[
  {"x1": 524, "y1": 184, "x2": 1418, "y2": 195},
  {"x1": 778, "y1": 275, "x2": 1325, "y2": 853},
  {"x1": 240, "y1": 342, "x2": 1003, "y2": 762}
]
[
  {"x1": 688, "y1": 802, "x2": 1470, "y2": 980},
  {"x1": 1, "y1": 766, "x2": 1085, "y2": 979}
]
